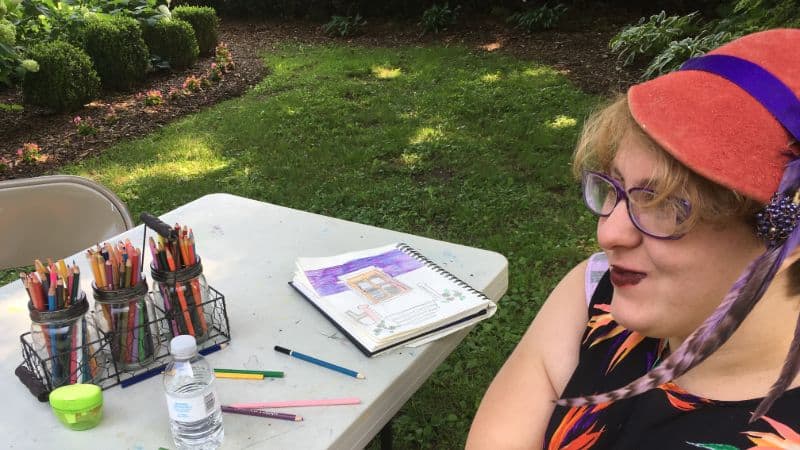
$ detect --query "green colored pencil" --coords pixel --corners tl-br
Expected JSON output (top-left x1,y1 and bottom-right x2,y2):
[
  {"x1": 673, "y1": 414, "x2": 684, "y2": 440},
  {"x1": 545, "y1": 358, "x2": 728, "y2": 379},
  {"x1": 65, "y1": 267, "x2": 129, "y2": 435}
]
[{"x1": 214, "y1": 368, "x2": 284, "y2": 378}]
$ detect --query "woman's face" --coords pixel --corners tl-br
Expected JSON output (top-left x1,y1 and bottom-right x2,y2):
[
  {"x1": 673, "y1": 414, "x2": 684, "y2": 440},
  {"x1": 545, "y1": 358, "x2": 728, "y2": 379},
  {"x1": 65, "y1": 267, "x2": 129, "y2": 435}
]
[{"x1": 597, "y1": 132, "x2": 765, "y2": 340}]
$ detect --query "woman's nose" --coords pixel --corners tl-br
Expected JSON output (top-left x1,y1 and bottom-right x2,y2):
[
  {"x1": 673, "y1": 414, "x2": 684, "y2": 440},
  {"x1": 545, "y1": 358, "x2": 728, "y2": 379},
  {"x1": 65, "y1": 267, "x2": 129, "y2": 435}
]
[{"x1": 597, "y1": 199, "x2": 643, "y2": 250}]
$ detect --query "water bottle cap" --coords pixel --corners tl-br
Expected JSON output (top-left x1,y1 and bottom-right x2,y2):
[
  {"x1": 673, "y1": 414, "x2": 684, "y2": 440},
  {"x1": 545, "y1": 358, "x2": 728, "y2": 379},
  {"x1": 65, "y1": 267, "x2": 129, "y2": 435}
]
[{"x1": 170, "y1": 335, "x2": 197, "y2": 359}]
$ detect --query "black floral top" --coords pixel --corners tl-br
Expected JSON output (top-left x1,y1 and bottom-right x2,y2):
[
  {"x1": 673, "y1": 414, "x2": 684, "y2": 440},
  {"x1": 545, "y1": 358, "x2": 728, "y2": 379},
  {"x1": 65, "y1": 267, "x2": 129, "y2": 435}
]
[{"x1": 543, "y1": 271, "x2": 800, "y2": 450}]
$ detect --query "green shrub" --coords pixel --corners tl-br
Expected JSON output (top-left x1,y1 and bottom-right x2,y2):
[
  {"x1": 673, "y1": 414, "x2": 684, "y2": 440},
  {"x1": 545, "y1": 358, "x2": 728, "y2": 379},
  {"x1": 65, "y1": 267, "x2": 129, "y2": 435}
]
[
  {"x1": 23, "y1": 40, "x2": 99, "y2": 112},
  {"x1": 609, "y1": 11, "x2": 701, "y2": 67},
  {"x1": 172, "y1": 6, "x2": 219, "y2": 55},
  {"x1": 83, "y1": 15, "x2": 149, "y2": 90},
  {"x1": 419, "y1": 3, "x2": 461, "y2": 34},
  {"x1": 323, "y1": 14, "x2": 367, "y2": 37},
  {"x1": 143, "y1": 18, "x2": 199, "y2": 70},
  {"x1": 610, "y1": 0, "x2": 800, "y2": 80},
  {"x1": 642, "y1": 30, "x2": 735, "y2": 79},
  {"x1": 507, "y1": 3, "x2": 568, "y2": 33}
]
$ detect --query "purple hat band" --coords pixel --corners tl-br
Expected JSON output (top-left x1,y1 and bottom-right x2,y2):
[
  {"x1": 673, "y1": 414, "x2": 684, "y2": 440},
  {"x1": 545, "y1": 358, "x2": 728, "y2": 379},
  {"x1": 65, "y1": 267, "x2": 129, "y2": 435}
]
[{"x1": 679, "y1": 54, "x2": 800, "y2": 142}]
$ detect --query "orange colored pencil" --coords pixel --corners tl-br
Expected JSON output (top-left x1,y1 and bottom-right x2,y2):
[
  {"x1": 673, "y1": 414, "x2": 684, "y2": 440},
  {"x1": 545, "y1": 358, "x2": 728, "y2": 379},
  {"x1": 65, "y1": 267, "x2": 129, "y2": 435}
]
[
  {"x1": 166, "y1": 247, "x2": 195, "y2": 336},
  {"x1": 180, "y1": 238, "x2": 190, "y2": 269},
  {"x1": 190, "y1": 279, "x2": 208, "y2": 334}
]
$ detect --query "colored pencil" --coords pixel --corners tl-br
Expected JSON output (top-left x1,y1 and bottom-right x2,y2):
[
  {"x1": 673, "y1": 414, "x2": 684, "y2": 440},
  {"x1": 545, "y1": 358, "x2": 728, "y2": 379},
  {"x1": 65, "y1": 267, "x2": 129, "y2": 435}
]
[
  {"x1": 189, "y1": 278, "x2": 209, "y2": 334},
  {"x1": 147, "y1": 221, "x2": 209, "y2": 339},
  {"x1": 229, "y1": 397, "x2": 362, "y2": 409},
  {"x1": 69, "y1": 321, "x2": 78, "y2": 384},
  {"x1": 214, "y1": 369, "x2": 284, "y2": 378},
  {"x1": 76, "y1": 318, "x2": 85, "y2": 383},
  {"x1": 120, "y1": 343, "x2": 227, "y2": 388},
  {"x1": 47, "y1": 282, "x2": 56, "y2": 311},
  {"x1": 274, "y1": 346, "x2": 365, "y2": 379},
  {"x1": 221, "y1": 406, "x2": 303, "y2": 422},
  {"x1": 120, "y1": 363, "x2": 166, "y2": 388},
  {"x1": 215, "y1": 372, "x2": 264, "y2": 380}
]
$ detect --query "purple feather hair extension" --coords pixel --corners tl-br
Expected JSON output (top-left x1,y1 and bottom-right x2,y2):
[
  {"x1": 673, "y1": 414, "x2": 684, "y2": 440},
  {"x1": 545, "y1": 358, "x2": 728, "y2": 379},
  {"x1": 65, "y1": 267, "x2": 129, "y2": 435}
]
[{"x1": 557, "y1": 158, "x2": 800, "y2": 421}]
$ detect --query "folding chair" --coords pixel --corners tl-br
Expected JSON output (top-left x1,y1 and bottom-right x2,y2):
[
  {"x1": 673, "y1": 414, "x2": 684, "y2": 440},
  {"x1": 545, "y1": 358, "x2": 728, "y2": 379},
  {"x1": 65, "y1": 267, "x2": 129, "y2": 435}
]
[{"x1": 0, "y1": 175, "x2": 133, "y2": 269}]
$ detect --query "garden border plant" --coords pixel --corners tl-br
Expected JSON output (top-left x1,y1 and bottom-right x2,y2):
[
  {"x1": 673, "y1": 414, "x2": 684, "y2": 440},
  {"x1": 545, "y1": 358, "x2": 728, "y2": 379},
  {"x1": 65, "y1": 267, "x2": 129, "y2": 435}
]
[
  {"x1": 142, "y1": 17, "x2": 200, "y2": 70},
  {"x1": 172, "y1": 5, "x2": 219, "y2": 55},
  {"x1": 82, "y1": 14, "x2": 149, "y2": 90},
  {"x1": 22, "y1": 40, "x2": 99, "y2": 112}
]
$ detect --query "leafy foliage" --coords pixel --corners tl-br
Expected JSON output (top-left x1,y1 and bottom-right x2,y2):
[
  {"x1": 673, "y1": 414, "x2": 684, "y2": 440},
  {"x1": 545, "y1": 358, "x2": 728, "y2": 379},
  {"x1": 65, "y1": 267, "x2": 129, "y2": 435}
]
[
  {"x1": 641, "y1": 30, "x2": 734, "y2": 78},
  {"x1": 142, "y1": 18, "x2": 199, "y2": 70},
  {"x1": 609, "y1": 11, "x2": 701, "y2": 67},
  {"x1": 14, "y1": 0, "x2": 93, "y2": 46},
  {"x1": 23, "y1": 40, "x2": 99, "y2": 111},
  {"x1": 419, "y1": 2, "x2": 460, "y2": 34},
  {"x1": 323, "y1": 13, "x2": 366, "y2": 37},
  {"x1": 82, "y1": 15, "x2": 149, "y2": 90},
  {"x1": 507, "y1": 3, "x2": 568, "y2": 33},
  {"x1": 612, "y1": 0, "x2": 800, "y2": 79},
  {"x1": 0, "y1": 18, "x2": 22, "y2": 85},
  {"x1": 720, "y1": 0, "x2": 800, "y2": 30},
  {"x1": 172, "y1": 5, "x2": 218, "y2": 55},
  {"x1": 95, "y1": 0, "x2": 172, "y2": 26}
]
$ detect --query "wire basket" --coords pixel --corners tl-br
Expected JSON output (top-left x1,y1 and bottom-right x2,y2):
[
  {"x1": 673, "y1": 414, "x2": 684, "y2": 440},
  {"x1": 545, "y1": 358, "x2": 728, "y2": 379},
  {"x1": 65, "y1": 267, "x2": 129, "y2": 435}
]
[{"x1": 16, "y1": 286, "x2": 230, "y2": 401}]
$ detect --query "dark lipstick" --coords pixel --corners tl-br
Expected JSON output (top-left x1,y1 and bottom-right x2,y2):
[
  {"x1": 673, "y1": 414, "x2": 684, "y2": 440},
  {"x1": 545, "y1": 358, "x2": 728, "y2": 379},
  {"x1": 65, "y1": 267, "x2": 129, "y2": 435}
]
[{"x1": 610, "y1": 266, "x2": 646, "y2": 286}]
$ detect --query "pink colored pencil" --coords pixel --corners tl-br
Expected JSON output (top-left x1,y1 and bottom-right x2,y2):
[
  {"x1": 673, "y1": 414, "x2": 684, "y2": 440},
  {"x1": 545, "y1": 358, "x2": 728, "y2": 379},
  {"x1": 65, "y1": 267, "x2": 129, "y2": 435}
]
[{"x1": 229, "y1": 397, "x2": 361, "y2": 409}]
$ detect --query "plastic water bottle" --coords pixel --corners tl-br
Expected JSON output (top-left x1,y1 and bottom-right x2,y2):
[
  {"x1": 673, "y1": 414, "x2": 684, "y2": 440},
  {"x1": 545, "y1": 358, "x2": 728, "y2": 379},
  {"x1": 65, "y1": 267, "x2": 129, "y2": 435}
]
[{"x1": 163, "y1": 335, "x2": 224, "y2": 450}]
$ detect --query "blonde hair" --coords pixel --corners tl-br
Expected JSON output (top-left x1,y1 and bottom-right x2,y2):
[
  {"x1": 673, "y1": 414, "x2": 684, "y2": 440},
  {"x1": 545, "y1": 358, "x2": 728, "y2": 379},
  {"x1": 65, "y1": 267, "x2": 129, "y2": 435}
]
[{"x1": 572, "y1": 95, "x2": 763, "y2": 232}]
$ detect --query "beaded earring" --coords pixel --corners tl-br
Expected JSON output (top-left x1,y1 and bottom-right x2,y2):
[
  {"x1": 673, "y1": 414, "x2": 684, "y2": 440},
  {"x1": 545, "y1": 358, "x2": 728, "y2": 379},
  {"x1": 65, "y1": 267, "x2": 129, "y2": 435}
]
[{"x1": 756, "y1": 191, "x2": 800, "y2": 248}]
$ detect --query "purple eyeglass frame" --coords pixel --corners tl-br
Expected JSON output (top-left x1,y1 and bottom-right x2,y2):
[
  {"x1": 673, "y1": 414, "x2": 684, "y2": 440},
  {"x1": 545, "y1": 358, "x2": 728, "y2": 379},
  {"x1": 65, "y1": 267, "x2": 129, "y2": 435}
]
[{"x1": 582, "y1": 171, "x2": 691, "y2": 240}]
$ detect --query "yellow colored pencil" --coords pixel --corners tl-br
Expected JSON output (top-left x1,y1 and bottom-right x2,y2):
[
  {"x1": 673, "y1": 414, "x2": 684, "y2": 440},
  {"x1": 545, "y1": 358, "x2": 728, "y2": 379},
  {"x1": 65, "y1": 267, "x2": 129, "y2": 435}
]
[{"x1": 215, "y1": 372, "x2": 264, "y2": 380}]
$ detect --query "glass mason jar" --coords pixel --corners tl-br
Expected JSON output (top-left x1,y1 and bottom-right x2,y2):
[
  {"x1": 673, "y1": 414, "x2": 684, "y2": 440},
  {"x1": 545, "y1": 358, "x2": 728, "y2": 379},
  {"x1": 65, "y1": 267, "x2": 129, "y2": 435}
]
[
  {"x1": 93, "y1": 277, "x2": 159, "y2": 370},
  {"x1": 151, "y1": 260, "x2": 211, "y2": 344},
  {"x1": 29, "y1": 294, "x2": 101, "y2": 389}
]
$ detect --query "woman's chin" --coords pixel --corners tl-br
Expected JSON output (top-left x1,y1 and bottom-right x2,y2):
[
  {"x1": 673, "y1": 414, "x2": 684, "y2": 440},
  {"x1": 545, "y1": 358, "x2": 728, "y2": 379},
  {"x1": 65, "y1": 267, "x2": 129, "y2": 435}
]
[{"x1": 610, "y1": 298, "x2": 663, "y2": 337}]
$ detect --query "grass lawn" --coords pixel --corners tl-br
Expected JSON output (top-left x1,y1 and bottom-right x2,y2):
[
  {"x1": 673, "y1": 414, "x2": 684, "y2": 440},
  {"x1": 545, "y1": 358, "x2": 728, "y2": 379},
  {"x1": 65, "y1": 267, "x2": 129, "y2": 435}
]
[{"x1": 20, "y1": 43, "x2": 602, "y2": 448}]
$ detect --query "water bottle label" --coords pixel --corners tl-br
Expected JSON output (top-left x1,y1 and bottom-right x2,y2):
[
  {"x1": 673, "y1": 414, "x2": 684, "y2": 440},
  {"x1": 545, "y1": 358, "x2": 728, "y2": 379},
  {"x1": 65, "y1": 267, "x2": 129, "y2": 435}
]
[{"x1": 166, "y1": 391, "x2": 217, "y2": 422}]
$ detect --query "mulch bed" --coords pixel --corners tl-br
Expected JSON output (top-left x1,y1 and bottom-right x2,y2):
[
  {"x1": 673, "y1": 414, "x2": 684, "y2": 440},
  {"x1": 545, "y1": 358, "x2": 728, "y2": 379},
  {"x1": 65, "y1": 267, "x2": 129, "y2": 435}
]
[{"x1": 0, "y1": 13, "x2": 641, "y2": 181}]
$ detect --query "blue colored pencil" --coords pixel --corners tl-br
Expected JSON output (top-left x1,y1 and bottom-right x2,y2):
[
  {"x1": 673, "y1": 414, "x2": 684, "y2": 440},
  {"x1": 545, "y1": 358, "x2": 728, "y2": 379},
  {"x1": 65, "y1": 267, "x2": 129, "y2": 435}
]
[
  {"x1": 274, "y1": 345, "x2": 365, "y2": 379},
  {"x1": 121, "y1": 342, "x2": 227, "y2": 388}
]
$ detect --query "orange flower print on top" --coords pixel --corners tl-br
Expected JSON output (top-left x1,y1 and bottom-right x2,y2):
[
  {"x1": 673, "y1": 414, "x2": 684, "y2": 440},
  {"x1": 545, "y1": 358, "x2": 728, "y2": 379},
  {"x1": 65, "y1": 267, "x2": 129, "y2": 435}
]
[
  {"x1": 688, "y1": 415, "x2": 800, "y2": 449},
  {"x1": 583, "y1": 303, "x2": 658, "y2": 374},
  {"x1": 744, "y1": 415, "x2": 800, "y2": 448},
  {"x1": 658, "y1": 382, "x2": 712, "y2": 412},
  {"x1": 548, "y1": 402, "x2": 611, "y2": 450}
]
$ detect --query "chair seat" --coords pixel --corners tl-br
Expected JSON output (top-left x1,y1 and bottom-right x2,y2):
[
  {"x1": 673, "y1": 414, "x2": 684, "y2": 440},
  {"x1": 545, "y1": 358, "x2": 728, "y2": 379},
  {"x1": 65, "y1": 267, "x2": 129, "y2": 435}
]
[{"x1": 0, "y1": 175, "x2": 133, "y2": 269}]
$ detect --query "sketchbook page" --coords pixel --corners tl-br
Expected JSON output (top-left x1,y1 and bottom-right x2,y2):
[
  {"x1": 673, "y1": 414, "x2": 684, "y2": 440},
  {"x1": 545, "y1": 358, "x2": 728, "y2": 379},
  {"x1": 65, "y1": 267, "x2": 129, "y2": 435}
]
[
  {"x1": 296, "y1": 244, "x2": 491, "y2": 344},
  {"x1": 403, "y1": 301, "x2": 497, "y2": 347},
  {"x1": 292, "y1": 273, "x2": 384, "y2": 350}
]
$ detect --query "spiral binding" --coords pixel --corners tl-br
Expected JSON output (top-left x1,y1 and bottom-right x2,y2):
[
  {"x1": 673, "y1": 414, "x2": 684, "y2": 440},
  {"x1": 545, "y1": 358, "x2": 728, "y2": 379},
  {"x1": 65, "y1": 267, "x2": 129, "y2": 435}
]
[{"x1": 395, "y1": 242, "x2": 490, "y2": 301}]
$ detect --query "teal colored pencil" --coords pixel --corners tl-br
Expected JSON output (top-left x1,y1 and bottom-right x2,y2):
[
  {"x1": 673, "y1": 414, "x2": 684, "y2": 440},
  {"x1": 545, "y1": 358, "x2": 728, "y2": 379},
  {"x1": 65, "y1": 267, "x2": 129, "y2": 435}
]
[{"x1": 274, "y1": 346, "x2": 365, "y2": 379}]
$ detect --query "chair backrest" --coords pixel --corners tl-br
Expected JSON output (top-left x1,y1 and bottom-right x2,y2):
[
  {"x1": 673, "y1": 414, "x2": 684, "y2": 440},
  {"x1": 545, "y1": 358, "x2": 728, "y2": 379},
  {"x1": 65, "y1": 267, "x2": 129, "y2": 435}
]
[{"x1": 0, "y1": 175, "x2": 133, "y2": 270}]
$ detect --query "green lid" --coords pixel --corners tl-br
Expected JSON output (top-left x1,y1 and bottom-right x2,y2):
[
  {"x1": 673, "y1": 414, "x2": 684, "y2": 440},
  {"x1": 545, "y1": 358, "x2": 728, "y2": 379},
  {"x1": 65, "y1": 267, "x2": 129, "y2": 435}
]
[{"x1": 49, "y1": 384, "x2": 103, "y2": 412}]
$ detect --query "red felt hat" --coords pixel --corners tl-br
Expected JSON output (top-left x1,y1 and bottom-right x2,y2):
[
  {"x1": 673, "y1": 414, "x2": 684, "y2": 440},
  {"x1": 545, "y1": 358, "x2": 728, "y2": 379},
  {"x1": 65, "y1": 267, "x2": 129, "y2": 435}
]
[{"x1": 628, "y1": 28, "x2": 800, "y2": 204}]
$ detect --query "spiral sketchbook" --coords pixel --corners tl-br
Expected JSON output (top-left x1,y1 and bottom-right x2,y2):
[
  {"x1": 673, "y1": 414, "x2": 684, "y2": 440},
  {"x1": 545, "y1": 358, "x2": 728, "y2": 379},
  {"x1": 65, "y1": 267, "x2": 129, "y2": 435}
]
[{"x1": 290, "y1": 243, "x2": 497, "y2": 357}]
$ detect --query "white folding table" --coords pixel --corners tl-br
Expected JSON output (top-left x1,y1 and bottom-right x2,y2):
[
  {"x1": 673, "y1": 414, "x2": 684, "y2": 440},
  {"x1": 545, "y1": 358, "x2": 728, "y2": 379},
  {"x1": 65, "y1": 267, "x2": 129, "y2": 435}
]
[{"x1": 0, "y1": 193, "x2": 508, "y2": 449}]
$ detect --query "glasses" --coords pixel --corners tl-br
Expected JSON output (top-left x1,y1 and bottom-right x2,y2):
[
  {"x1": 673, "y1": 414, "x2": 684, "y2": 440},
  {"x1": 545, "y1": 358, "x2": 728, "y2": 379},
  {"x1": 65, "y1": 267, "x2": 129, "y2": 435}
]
[{"x1": 582, "y1": 171, "x2": 691, "y2": 239}]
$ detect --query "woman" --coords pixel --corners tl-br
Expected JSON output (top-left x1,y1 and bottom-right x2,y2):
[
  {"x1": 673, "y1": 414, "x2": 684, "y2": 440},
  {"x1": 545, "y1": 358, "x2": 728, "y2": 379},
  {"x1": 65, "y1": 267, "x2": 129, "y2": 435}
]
[{"x1": 466, "y1": 28, "x2": 800, "y2": 449}]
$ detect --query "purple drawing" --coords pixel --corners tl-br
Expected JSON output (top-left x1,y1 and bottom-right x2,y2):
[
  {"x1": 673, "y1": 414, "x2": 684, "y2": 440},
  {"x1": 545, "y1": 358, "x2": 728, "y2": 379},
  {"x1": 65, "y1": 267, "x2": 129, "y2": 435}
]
[{"x1": 304, "y1": 248, "x2": 423, "y2": 297}]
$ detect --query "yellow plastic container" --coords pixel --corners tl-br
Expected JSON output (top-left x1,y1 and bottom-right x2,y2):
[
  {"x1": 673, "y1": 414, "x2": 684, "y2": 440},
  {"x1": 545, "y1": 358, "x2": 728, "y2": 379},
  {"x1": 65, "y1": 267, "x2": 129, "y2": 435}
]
[{"x1": 49, "y1": 384, "x2": 103, "y2": 430}]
